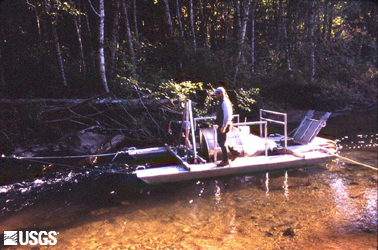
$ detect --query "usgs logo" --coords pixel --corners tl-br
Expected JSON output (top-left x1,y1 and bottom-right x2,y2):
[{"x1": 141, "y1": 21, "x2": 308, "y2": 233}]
[{"x1": 4, "y1": 231, "x2": 58, "y2": 246}]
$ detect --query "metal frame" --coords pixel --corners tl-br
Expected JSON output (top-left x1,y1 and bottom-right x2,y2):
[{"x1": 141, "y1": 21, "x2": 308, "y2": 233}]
[
  {"x1": 260, "y1": 109, "x2": 288, "y2": 150},
  {"x1": 185, "y1": 101, "x2": 282, "y2": 163}
]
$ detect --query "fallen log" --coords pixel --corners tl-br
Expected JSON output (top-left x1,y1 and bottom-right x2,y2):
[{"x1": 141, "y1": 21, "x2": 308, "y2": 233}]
[
  {"x1": 0, "y1": 98, "x2": 174, "y2": 105},
  {"x1": 0, "y1": 97, "x2": 184, "y2": 115}
]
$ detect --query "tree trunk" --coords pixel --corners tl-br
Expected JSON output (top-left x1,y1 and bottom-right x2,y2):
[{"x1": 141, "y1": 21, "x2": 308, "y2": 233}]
[
  {"x1": 278, "y1": 0, "x2": 284, "y2": 41},
  {"x1": 51, "y1": 23, "x2": 68, "y2": 86},
  {"x1": 132, "y1": 0, "x2": 140, "y2": 46},
  {"x1": 110, "y1": 0, "x2": 120, "y2": 78},
  {"x1": 233, "y1": 0, "x2": 252, "y2": 85},
  {"x1": 74, "y1": 11, "x2": 87, "y2": 77},
  {"x1": 40, "y1": 9, "x2": 50, "y2": 44},
  {"x1": 35, "y1": 6, "x2": 42, "y2": 45},
  {"x1": 175, "y1": 0, "x2": 184, "y2": 39},
  {"x1": 189, "y1": 0, "x2": 197, "y2": 51},
  {"x1": 239, "y1": 0, "x2": 251, "y2": 46},
  {"x1": 209, "y1": 0, "x2": 217, "y2": 51},
  {"x1": 162, "y1": 0, "x2": 174, "y2": 37},
  {"x1": 122, "y1": 0, "x2": 137, "y2": 76},
  {"x1": 198, "y1": 0, "x2": 205, "y2": 45},
  {"x1": 251, "y1": 0, "x2": 256, "y2": 74},
  {"x1": 202, "y1": 0, "x2": 210, "y2": 47},
  {"x1": 82, "y1": 2, "x2": 96, "y2": 71},
  {"x1": 322, "y1": 0, "x2": 327, "y2": 41},
  {"x1": 309, "y1": 0, "x2": 316, "y2": 84},
  {"x1": 292, "y1": 11, "x2": 298, "y2": 53},
  {"x1": 98, "y1": 0, "x2": 110, "y2": 92},
  {"x1": 233, "y1": 0, "x2": 241, "y2": 38},
  {"x1": 44, "y1": 0, "x2": 67, "y2": 86},
  {"x1": 280, "y1": 0, "x2": 292, "y2": 75},
  {"x1": 326, "y1": 2, "x2": 334, "y2": 41},
  {"x1": 26, "y1": 0, "x2": 42, "y2": 45}
]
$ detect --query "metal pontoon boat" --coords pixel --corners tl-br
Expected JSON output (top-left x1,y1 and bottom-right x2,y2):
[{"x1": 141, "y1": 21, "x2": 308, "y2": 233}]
[{"x1": 130, "y1": 100, "x2": 337, "y2": 184}]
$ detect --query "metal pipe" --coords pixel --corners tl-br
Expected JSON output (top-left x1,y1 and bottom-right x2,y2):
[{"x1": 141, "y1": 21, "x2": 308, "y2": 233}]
[
  {"x1": 260, "y1": 109, "x2": 287, "y2": 116},
  {"x1": 188, "y1": 100, "x2": 197, "y2": 160},
  {"x1": 235, "y1": 114, "x2": 240, "y2": 124},
  {"x1": 260, "y1": 118, "x2": 286, "y2": 125},
  {"x1": 233, "y1": 121, "x2": 267, "y2": 126},
  {"x1": 259, "y1": 109, "x2": 263, "y2": 138},
  {"x1": 194, "y1": 114, "x2": 240, "y2": 131},
  {"x1": 284, "y1": 113, "x2": 287, "y2": 150},
  {"x1": 194, "y1": 116, "x2": 215, "y2": 130},
  {"x1": 265, "y1": 121, "x2": 268, "y2": 156}
]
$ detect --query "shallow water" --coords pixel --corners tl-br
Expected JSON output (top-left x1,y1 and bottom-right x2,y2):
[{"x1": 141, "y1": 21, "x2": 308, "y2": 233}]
[{"x1": 0, "y1": 111, "x2": 377, "y2": 249}]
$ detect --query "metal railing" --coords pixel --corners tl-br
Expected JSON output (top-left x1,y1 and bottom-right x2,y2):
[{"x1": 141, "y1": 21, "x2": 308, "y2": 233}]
[
  {"x1": 260, "y1": 109, "x2": 288, "y2": 150},
  {"x1": 194, "y1": 114, "x2": 240, "y2": 131}
]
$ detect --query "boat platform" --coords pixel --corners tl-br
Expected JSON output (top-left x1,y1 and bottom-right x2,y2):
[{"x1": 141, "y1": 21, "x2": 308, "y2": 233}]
[{"x1": 134, "y1": 137, "x2": 336, "y2": 184}]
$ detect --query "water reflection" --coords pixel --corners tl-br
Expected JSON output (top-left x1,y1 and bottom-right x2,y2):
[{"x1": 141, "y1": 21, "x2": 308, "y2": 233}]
[
  {"x1": 330, "y1": 177, "x2": 357, "y2": 232},
  {"x1": 265, "y1": 172, "x2": 269, "y2": 197},
  {"x1": 330, "y1": 176, "x2": 378, "y2": 234},
  {"x1": 283, "y1": 171, "x2": 289, "y2": 200},
  {"x1": 214, "y1": 180, "x2": 222, "y2": 205}
]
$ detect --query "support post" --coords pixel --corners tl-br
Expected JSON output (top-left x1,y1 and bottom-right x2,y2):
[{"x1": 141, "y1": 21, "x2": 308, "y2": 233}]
[
  {"x1": 265, "y1": 122, "x2": 268, "y2": 156},
  {"x1": 284, "y1": 113, "x2": 288, "y2": 150},
  {"x1": 259, "y1": 109, "x2": 263, "y2": 138},
  {"x1": 188, "y1": 100, "x2": 197, "y2": 161}
]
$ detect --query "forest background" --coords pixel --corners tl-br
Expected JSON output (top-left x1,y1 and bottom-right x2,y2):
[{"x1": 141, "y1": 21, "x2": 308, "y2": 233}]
[{"x1": 0, "y1": 0, "x2": 376, "y2": 154}]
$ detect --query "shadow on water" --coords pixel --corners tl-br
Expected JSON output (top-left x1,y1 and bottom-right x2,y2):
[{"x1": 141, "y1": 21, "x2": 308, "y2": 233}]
[{"x1": 0, "y1": 110, "x2": 377, "y2": 249}]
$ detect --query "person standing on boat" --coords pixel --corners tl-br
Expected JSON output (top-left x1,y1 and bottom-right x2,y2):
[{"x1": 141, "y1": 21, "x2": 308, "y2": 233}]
[{"x1": 213, "y1": 87, "x2": 240, "y2": 167}]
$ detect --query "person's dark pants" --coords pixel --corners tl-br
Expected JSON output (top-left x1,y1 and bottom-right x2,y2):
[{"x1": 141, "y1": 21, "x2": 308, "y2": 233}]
[{"x1": 217, "y1": 127, "x2": 237, "y2": 162}]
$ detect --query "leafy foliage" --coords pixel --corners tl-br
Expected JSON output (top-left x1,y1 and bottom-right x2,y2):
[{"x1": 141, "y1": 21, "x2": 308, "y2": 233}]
[
  {"x1": 158, "y1": 81, "x2": 203, "y2": 104},
  {"x1": 234, "y1": 88, "x2": 260, "y2": 112}
]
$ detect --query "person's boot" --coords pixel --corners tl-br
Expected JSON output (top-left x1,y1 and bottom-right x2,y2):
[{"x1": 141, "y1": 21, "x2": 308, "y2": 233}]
[{"x1": 216, "y1": 160, "x2": 229, "y2": 167}]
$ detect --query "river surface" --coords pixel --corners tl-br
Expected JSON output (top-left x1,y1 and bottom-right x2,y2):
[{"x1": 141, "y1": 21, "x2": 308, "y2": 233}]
[{"x1": 0, "y1": 111, "x2": 377, "y2": 249}]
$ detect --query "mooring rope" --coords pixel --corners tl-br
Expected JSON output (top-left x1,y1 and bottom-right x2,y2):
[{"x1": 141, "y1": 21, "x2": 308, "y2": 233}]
[
  {"x1": 320, "y1": 147, "x2": 378, "y2": 171},
  {"x1": 1, "y1": 149, "x2": 136, "y2": 174},
  {"x1": 1, "y1": 149, "x2": 133, "y2": 160}
]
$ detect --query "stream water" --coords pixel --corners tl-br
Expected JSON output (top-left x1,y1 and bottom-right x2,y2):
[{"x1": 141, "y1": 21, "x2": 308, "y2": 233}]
[{"x1": 0, "y1": 111, "x2": 377, "y2": 249}]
